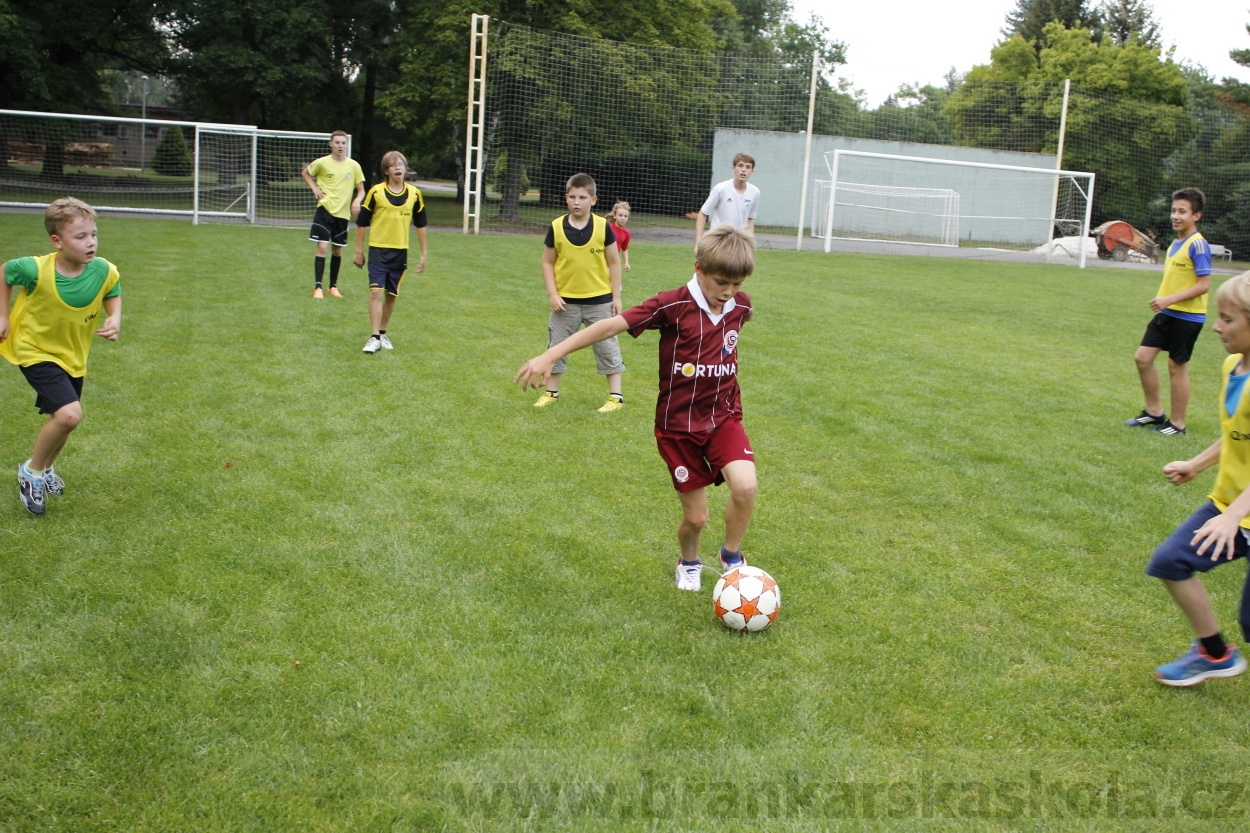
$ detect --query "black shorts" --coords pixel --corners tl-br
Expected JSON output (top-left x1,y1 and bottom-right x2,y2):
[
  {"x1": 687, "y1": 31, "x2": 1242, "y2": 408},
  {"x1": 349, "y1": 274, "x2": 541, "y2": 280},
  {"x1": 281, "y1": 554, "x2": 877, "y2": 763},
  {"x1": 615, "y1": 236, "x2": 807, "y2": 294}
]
[
  {"x1": 1141, "y1": 312, "x2": 1204, "y2": 364},
  {"x1": 19, "y1": 361, "x2": 83, "y2": 415},
  {"x1": 367, "y1": 247, "x2": 407, "y2": 296},
  {"x1": 309, "y1": 206, "x2": 349, "y2": 247}
]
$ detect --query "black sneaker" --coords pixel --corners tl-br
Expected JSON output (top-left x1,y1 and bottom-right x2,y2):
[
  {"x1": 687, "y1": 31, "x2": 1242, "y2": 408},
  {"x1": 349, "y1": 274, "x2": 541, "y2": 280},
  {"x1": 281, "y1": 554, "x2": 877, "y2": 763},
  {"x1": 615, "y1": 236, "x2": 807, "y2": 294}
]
[
  {"x1": 1125, "y1": 410, "x2": 1167, "y2": 427},
  {"x1": 1151, "y1": 420, "x2": 1187, "y2": 435},
  {"x1": 17, "y1": 465, "x2": 45, "y2": 515}
]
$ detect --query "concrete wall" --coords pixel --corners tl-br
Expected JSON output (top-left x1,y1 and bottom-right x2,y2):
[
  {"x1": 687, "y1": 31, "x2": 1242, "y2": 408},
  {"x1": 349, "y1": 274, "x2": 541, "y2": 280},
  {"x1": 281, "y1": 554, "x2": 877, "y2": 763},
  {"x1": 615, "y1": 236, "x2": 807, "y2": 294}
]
[{"x1": 711, "y1": 128, "x2": 1064, "y2": 245}]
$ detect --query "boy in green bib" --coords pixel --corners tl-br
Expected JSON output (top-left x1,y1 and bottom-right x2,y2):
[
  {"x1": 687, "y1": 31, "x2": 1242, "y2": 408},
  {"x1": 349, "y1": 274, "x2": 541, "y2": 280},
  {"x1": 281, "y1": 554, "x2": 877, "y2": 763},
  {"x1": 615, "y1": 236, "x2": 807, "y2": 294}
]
[{"x1": 0, "y1": 198, "x2": 121, "y2": 515}]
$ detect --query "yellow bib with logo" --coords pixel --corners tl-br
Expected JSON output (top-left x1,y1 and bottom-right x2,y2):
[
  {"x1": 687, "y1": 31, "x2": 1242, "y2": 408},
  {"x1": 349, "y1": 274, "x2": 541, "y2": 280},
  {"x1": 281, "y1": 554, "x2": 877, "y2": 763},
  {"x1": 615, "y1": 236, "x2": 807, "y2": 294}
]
[
  {"x1": 1211, "y1": 353, "x2": 1250, "y2": 526},
  {"x1": 552, "y1": 214, "x2": 610, "y2": 298},
  {"x1": 0, "y1": 253, "x2": 119, "y2": 376},
  {"x1": 1158, "y1": 232, "x2": 1208, "y2": 316}
]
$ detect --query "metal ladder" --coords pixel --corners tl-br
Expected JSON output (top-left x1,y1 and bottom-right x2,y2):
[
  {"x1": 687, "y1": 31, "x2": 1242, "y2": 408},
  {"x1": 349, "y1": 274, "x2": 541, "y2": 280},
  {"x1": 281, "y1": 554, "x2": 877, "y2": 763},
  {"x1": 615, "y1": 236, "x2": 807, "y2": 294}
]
[{"x1": 463, "y1": 14, "x2": 488, "y2": 234}]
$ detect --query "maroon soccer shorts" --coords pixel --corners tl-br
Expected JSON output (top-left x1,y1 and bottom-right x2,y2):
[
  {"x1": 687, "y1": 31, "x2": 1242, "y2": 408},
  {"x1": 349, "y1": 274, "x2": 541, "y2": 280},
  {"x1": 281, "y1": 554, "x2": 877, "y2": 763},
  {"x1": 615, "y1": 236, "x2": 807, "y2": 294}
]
[{"x1": 655, "y1": 419, "x2": 754, "y2": 492}]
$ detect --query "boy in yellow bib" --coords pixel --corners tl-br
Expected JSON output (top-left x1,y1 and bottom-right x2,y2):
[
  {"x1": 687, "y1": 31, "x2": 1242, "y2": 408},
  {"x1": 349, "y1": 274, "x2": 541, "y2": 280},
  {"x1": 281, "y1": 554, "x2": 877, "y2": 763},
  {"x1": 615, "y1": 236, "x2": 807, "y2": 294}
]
[
  {"x1": 353, "y1": 150, "x2": 428, "y2": 354},
  {"x1": 533, "y1": 173, "x2": 625, "y2": 412},
  {"x1": 0, "y1": 198, "x2": 121, "y2": 515},
  {"x1": 1125, "y1": 188, "x2": 1212, "y2": 436},
  {"x1": 1146, "y1": 271, "x2": 1250, "y2": 685}
]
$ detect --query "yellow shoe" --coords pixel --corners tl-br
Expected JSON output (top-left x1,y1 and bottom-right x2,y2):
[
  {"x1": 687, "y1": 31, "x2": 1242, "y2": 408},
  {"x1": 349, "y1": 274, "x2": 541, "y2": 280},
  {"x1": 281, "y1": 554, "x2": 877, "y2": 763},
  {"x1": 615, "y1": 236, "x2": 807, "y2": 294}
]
[
  {"x1": 328, "y1": 286, "x2": 344, "y2": 298},
  {"x1": 597, "y1": 396, "x2": 624, "y2": 413},
  {"x1": 533, "y1": 392, "x2": 559, "y2": 408},
  {"x1": 312, "y1": 287, "x2": 324, "y2": 299}
]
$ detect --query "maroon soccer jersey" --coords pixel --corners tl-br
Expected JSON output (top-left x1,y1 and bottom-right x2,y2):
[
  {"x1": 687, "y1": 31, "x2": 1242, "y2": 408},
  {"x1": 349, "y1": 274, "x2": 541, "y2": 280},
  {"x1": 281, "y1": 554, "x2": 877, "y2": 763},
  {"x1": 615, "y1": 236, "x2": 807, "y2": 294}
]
[{"x1": 621, "y1": 277, "x2": 753, "y2": 434}]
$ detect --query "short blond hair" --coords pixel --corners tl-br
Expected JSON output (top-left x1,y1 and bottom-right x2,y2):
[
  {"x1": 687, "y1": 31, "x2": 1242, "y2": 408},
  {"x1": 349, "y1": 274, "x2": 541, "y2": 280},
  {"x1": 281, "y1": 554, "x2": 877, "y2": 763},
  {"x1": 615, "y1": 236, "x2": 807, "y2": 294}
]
[
  {"x1": 380, "y1": 150, "x2": 407, "y2": 174},
  {"x1": 696, "y1": 225, "x2": 755, "y2": 280},
  {"x1": 565, "y1": 172, "x2": 596, "y2": 197},
  {"x1": 45, "y1": 197, "x2": 96, "y2": 236},
  {"x1": 732, "y1": 152, "x2": 755, "y2": 168},
  {"x1": 1218, "y1": 272, "x2": 1250, "y2": 320}
]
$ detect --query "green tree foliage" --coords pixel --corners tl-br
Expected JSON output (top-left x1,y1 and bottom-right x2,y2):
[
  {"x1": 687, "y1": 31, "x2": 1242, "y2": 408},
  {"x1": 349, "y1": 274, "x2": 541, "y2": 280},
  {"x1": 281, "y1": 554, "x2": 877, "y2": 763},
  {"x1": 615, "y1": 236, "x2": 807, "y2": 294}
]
[
  {"x1": 151, "y1": 125, "x2": 192, "y2": 177},
  {"x1": 1099, "y1": 0, "x2": 1161, "y2": 48},
  {"x1": 162, "y1": 0, "x2": 354, "y2": 129},
  {"x1": 0, "y1": 0, "x2": 164, "y2": 112},
  {"x1": 1002, "y1": 0, "x2": 1100, "y2": 46},
  {"x1": 945, "y1": 21, "x2": 1193, "y2": 229}
]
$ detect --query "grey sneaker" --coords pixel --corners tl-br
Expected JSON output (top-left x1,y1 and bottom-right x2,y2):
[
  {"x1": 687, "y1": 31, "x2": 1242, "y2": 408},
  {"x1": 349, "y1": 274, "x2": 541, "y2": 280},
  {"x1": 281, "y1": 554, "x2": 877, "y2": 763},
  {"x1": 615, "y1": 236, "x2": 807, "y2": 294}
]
[
  {"x1": 43, "y1": 467, "x2": 64, "y2": 496},
  {"x1": 362, "y1": 336, "x2": 382, "y2": 354},
  {"x1": 17, "y1": 465, "x2": 45, "y2": 515},
  {"x1": 675, "y1": 559, "x2": 702, "y2": 591},
  {"x1": 379, "y1": 334, "x2": 394, "y2": 350}
]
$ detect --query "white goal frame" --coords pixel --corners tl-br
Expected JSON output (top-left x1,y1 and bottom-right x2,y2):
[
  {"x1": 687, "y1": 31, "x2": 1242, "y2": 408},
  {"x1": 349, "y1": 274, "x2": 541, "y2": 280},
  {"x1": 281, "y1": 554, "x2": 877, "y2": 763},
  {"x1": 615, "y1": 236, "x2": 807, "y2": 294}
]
[
  {"x1": 0, "y1": 109, "x2": 344, "y2": 225},
  {"x1": 821, "y1": 150, "x2": 1096, "y2": 267}
]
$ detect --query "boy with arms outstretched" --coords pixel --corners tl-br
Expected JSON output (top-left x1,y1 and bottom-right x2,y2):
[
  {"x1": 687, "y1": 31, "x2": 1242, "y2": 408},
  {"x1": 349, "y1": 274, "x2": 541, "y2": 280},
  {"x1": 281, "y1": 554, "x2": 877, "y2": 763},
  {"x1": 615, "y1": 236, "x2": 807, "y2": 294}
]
[
  {"x1": 0, "y1": 198, "x2": 121, "y2": 515},
  {"x1": 1146, "y1": 271, "x2": 1250, "y2": 685},
  {"x1": 534, "y1": 173, "x2": 625, "y2": 412},
  {"x1": 301, "y1": 130, "x2": 365, "y2": 299},
  {"x1": 694, "y1": 152, "x2": 758, "y2": 254},
  {"x1": 354, "y1": 150, "x2": 429, "y2": 354},
  {"x1": 517, "y1": 225, "x2": 758, "y2": 591},
  {"x1": 1125, "y1": 187, "x2": 1212, "y2": 436}
]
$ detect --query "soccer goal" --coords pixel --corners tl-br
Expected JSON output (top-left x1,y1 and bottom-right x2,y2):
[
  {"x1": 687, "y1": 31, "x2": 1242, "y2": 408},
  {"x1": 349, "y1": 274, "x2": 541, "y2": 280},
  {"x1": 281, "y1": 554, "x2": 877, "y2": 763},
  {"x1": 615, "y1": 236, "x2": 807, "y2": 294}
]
[
  {"x1": 812, "y1": 179, "x2": 960, "y2": 247},
  {"x1": 0, "y1": 109, "x2": 342, "y2": 225},
  {"x1": 818, "y1": 150, "x2": 1096, "y2": 266}
]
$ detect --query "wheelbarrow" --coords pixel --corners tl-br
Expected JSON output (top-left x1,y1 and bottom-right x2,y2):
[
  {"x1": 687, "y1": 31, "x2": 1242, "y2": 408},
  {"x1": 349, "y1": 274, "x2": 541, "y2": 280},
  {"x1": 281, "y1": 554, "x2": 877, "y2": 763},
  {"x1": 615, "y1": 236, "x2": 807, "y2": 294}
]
[{"x1": 1093, "y1": 220, "x2": 1161, "y2": 263}]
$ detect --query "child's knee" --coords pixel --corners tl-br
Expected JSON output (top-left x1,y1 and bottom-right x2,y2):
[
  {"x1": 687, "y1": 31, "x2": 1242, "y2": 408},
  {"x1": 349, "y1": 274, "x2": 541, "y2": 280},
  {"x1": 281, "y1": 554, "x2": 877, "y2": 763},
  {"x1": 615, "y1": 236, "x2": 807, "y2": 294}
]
[
  {"x1": 682, "y1": 504, "x2": 710, "y2": 530},
  {"x1": 1133, "y1": 348, "x2": 1157, "y2": 369},
  {"x1": 1168, "y1": 357, "x2": 1189, "y2": 375},
  {"x1": 52, "y1": 402, "x2": 82, "y2": 430}
]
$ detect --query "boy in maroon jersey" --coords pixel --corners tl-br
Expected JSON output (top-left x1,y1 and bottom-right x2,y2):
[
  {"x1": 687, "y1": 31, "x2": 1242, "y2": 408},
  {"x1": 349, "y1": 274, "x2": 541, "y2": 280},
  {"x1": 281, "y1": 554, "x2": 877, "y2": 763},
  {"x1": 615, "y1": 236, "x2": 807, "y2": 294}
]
[{"x1": 516, "y1": 225, "x2": 757, "y2": 591}]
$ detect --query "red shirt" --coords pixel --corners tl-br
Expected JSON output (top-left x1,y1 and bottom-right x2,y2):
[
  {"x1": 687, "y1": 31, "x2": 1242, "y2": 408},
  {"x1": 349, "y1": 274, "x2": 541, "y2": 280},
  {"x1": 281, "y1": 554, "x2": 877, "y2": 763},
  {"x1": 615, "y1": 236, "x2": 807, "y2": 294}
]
[
  {"x1": 610, "y1": 221, "x2": 630, "y2": 251},
  {"x1": 621, "y1": 277, "x2": 753, "y2": 435}
]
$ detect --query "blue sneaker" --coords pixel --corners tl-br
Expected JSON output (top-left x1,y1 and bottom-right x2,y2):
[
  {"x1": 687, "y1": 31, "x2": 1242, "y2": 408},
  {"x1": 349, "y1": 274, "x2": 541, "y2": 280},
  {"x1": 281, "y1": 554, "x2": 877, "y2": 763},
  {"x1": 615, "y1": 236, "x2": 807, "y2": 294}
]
[
  {"x1": 1154, "y1": 641, "x2": 1247, "y2": 687},
  {"x1": 17, "y1": 464, "x2": 44, "y2": 516},
  {"x1": 43, "y1": 467, "x2": 64, "y2": 496}
]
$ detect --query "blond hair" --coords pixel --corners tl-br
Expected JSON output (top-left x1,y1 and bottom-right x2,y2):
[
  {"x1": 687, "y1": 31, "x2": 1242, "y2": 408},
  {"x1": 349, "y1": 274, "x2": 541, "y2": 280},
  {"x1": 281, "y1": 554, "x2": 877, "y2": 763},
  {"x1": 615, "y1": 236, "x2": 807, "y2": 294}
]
[
  {"x1": 696, "y1": 225, "x2": 755, "y2": 280},
  {"x1": 732, "y1": 152, "x2": 755, "y2": 168},
  {"x1": 1218, "y1": 272, "x2": 1250, "y2": 320},
  {"x1": 45, "y1": 197, "x2": 96, "y2": 236},
  {"x1": 565, "y1": 172, "x2": 596, "y2": 197},
  {"x1": 612, "y1": 201, "x2": 630, "y2": 214},
  {"x1": 380, "y1": 150, "x2": 408, "y2": 174}
]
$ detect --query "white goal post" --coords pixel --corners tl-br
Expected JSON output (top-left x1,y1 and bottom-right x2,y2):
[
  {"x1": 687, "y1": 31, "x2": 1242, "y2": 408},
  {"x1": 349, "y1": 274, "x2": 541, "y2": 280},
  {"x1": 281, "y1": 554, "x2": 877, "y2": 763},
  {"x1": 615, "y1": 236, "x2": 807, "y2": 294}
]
[
  {"x1": 812, "y1": 179, "x2": 961, "y2": 247},
  {"x1": 820, "y1": 150, "x2": 1096, "y2": 267},
  {"x1": 0, "y1": 109, "x2": 344, "y2": 225}
]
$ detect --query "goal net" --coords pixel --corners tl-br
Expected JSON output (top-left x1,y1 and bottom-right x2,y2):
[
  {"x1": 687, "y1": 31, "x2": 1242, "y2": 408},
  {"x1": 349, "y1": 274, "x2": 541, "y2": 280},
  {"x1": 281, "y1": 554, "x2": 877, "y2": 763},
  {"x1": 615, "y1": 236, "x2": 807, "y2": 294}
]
[
  {"x1": 818, "y1": 150, "x2": 1095, "y2": 264},
  {"x1": 812, "y1": 180, "x2": 960, "y2": 247},
  {"x1": 0, "y1": 109, "x2": 340, "y2": 224}
]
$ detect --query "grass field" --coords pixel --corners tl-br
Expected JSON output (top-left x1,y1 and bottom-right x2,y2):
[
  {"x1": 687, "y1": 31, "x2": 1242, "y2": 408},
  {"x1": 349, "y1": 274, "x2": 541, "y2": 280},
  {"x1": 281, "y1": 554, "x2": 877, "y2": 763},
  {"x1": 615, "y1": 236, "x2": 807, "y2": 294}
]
[{"x1": 2, "y1": 215, "x2": 1250, "y2": 831}]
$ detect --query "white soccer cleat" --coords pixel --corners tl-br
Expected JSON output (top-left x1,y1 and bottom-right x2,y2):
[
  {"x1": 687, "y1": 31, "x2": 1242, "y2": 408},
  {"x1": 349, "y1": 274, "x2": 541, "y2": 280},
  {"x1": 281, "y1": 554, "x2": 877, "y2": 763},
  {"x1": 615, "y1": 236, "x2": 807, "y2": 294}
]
[{"x1": 675, "y1": 560, "x2": 703, "y2": 591}]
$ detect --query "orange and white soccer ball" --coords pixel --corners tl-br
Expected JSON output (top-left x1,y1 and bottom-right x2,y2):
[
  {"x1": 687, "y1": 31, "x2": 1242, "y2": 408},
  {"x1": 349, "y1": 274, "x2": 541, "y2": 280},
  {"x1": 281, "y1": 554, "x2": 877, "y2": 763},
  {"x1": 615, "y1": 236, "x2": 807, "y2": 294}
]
[{"x1": 712, "y1": 565, "x2": 780, "y2": 632}]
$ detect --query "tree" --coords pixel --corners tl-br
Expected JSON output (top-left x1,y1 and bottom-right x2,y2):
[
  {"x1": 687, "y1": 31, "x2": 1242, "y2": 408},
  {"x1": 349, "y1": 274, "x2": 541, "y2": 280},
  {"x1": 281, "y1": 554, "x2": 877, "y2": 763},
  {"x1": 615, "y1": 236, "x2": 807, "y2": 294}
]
[
  {"x1": 1099, "y1": 0, "x2": 1161, "y2": 48},
  {"x1": 162, "y1": 0, "x2": 355, "y2": 129},
  {"x1": 1002, "y1": 0, "x2": 1100, "y2": 47},
  {"x1": 946, "y1": 21, "x2": 1193, "y2": 229},
  {"x1": 152, "y1": 125, "x2": 192, "y2": 176}
]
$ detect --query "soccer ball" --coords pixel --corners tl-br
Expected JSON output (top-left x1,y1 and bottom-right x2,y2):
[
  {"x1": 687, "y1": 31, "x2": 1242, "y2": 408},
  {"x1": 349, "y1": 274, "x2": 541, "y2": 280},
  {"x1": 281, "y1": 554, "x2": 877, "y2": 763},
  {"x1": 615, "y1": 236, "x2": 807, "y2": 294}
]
[{"x1": 712, "y1": 565, "x2": 780, "y2": 632}]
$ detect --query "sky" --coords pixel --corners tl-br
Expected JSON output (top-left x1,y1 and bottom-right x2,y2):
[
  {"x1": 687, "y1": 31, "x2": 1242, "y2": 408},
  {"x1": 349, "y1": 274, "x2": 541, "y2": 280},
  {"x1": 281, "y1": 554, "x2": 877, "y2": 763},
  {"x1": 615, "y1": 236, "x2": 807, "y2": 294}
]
[{"x1": 787, "y1": 0, "x2": 1250, "y2": 107}]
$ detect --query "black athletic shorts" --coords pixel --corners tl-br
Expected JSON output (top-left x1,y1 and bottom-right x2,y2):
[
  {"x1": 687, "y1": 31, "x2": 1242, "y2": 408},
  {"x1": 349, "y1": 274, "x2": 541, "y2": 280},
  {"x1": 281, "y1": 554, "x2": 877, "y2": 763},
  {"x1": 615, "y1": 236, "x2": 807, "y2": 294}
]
[
  {"x1": 309, "y1": 205, "x2": 349, "y2": 247},
  {"x1": 367, "y1": 247, "x2": 408, "y2": 296},
  {"x1": 19, "y1": 361, "x2": 83, "y2": 415},
  {"x1": 1141, "y1": 312, "x2": 1204, "y2": 364}
]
